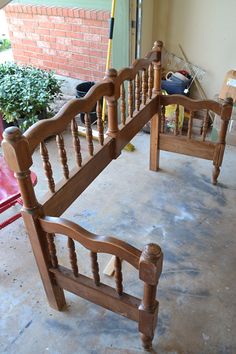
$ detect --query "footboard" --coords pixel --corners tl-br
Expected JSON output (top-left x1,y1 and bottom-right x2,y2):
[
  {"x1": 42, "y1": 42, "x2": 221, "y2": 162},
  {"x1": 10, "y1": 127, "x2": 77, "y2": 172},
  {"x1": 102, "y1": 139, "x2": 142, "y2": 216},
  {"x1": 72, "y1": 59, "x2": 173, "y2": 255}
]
[
  {"x1": 39, "y1": 216, "x2": 163, "y2": 351},
  {"x1": 150, "y1": 94, "x2": 233, "y2": 184}
]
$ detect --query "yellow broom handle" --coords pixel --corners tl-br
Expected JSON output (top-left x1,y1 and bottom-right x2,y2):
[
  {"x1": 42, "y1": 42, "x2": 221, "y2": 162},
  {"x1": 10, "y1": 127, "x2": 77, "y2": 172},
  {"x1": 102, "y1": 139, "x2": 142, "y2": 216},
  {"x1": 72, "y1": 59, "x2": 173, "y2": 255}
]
[{"x1": 102, "y1": 0, "x2": 116, "y2": 121}]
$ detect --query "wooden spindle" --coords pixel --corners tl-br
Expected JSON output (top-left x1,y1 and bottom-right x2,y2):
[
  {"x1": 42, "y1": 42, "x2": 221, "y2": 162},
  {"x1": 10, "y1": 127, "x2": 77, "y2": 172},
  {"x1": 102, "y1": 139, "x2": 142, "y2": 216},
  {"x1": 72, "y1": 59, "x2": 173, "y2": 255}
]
[
  {"x1": 114, "y1": 256, "x2": 123, "y2": 296},
  {"x1": 120, "y1": 83, "x2": 126, "y2": 125},
  {"x1": 135, "y1": 72, "x2": 141, "y2": 112},
  {"x1": 84, "y1": 113, "x2": 94, "y2": 156},
  {"x1": 174, "y1": 105, "x2": 179, "y2": 136},
  {"x1": 71, "y1": 118, "x2": 82, "y2": 167},
  {"x1": 68, "y1": 237, "x2": 79, "y2": 277},
  {"x1": 161, "y1": 106, "x2": 165, "y2": 133},
  {"x1": 96, "y1": 100, "x2": 104, "y2": 145},
  {"x1": 90, "y1": 251, "x2": 100, "y2": 286},
  {"x1": 40, "y1": 141, "x2": 55, "y2": 193},
  {"x1": 148, "y1": 64, "x2": 153, "y2": 99},
  {"x1": 56, "y1": 133, "x2": 69, "y2": 179},
  {"x1": 188, "y1": 111, "x2": 193, "y2": 139},
  {"x1": 46, "y1": 233, "x2": 58, "y2": 268},
  {"x1": 202, "y1": 110, "x2": 209, "y2": 141},
  {"x1": 128, "y1": 80, "x2": 133, "y2": 118},
  {"x1": 142, "y1": 68, "x2": 148, "y2": 105}
]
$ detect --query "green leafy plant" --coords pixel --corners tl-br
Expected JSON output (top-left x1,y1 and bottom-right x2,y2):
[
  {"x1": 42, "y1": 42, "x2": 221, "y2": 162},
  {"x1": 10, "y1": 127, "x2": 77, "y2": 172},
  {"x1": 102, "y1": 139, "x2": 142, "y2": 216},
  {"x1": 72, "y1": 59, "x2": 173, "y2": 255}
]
[
  {"x1": 0, "y1": 62, "x2": 62, "y2": 131},
  {"x1": 0, "y1": 38, "x2": 11, "y2": 51}
]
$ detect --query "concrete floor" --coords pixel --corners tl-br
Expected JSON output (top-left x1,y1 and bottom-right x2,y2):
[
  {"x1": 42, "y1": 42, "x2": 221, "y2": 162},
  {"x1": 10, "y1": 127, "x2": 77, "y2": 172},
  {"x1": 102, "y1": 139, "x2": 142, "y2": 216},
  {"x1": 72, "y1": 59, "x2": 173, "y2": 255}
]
[{"x1": 0, "y1": 132, "x2": 236, "y2": 354}]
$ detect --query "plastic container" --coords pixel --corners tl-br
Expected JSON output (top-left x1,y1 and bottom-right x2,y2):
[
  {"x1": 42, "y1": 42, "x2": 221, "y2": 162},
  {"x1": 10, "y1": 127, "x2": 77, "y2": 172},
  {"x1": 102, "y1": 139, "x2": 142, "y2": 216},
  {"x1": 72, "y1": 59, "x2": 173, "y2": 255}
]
[{"x1": 76, "y1": 81, "x2": 97, "y2": 124}]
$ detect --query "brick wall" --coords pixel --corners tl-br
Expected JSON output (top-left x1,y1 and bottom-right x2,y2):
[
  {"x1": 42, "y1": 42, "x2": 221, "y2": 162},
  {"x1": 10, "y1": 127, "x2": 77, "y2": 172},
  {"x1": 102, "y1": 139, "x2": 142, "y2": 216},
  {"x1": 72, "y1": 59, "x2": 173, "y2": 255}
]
[{"x1": 4, "y1": 4, "x2": 110, "y2": 82}]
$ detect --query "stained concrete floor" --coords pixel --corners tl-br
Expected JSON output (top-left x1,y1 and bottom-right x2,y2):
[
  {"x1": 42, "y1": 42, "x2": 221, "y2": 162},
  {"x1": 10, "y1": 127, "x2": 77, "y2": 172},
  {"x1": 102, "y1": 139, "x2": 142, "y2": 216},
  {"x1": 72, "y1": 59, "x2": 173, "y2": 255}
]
[{"x1": 0, "y1": 132, "x2": 236, "y2": 354}]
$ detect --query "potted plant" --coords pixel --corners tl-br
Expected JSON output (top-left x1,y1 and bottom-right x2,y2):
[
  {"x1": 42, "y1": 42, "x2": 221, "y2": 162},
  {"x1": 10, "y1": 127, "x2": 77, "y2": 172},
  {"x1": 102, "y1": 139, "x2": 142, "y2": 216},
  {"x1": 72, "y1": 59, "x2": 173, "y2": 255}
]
[{"x1": 0, "y1": 62, "x2": 62, "y2": 131}]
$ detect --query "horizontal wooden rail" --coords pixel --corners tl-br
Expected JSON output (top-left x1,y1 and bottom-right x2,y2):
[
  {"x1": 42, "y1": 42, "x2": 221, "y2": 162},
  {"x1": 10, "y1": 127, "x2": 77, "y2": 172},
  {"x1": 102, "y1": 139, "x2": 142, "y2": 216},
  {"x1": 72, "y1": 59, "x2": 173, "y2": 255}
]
[
  {"x1": 159, "y1": 134, "x2": 215, "y2": 160},
  {"x1": 39, "y1": 216, "x2": 141, "y2": 269},
  {"x1": 50, "y1": 266, "x2": 140, "y2": 322}
]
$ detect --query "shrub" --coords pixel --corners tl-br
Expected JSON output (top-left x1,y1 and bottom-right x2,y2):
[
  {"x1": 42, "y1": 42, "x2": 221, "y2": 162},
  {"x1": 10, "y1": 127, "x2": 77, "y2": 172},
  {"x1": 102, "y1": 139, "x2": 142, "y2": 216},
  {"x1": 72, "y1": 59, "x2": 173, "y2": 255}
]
[{"x1": 0, "y1": 62, "x2": 62, "y2": 131}]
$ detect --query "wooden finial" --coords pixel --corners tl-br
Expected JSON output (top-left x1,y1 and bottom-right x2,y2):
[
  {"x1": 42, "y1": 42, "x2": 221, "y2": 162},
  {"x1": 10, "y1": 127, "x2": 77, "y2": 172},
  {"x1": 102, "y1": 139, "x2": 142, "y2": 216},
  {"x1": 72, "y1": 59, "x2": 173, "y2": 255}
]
[
  {"x1": 3, "y1": 126, "x2": 22, "y2": 142},
  {"x1": 141, "y1": 243, "x2": 162, "y2": 265},
  {"x1": 105, "y1": 68, "x2": 118, "y2": 80},
  {"x1": 152, "y1": 40, "x2": 163, "y2": 51},
  {"x1": 224, "y1": 97, "x2": 233, "y2": 105}
]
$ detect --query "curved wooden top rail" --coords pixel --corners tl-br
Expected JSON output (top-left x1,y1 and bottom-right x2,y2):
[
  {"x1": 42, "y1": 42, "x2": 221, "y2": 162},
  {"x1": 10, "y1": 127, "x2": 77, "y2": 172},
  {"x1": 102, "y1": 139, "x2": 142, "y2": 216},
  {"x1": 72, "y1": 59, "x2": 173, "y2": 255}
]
[
  {"x1": 39, "y1": 216, "x2": 142, "y2": 269},
  {"x1": 160, "y1": 95, "x2": 233, "y2": 120},
  {"x1": 24, "y1": 82, "x2": 113, "y2": 153}
]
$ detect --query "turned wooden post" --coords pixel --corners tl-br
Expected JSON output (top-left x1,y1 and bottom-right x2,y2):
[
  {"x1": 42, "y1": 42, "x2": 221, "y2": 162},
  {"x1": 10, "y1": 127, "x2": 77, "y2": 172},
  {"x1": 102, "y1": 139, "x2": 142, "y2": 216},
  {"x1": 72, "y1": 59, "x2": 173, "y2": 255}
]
[
  {"x1": 212, "y1": 97, "x2": 233, "y2": 184},
  {"x1": 150, "y1": 41, "x2": 163, "y2": 172},
  {"x1": 2, "y1": 127, "x2": 66, "y2": 310},
  {"x1": 139, "y1": 243, "x2": 163, "y2": 351},
  {"x1": 105, "y1": 69, "x2": 118, "y2": 137}
]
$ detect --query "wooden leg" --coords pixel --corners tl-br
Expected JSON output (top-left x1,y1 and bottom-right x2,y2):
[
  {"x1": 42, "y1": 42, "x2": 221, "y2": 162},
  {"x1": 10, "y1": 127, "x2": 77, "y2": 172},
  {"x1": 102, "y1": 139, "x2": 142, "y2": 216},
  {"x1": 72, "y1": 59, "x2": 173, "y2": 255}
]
[
  {"x1": 212, "y1": 165, "x2": 220, "y2": 185},
  {"x1": 150, "y1": 114, "x2": 160, "y2": 171},
  {"x1": 103, "y1": 255, "x2": 116, "y2": 276},
  {"x1": 22, "y1": 212, "x2": 66, "y2": 310}
]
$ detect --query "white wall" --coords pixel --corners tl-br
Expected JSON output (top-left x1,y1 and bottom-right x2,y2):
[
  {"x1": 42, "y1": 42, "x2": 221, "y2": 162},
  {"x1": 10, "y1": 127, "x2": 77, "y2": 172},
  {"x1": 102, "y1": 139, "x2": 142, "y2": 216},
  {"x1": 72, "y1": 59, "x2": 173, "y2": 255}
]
[{"x1": 152, "y1": 0, "x2": 236, "y2": 98}]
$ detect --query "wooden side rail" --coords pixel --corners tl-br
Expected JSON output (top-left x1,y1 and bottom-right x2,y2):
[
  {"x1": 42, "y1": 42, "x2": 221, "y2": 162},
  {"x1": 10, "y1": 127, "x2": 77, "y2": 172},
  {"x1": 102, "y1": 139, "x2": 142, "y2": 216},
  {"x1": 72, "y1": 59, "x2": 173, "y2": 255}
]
[{"x1": 39, "y1": 216, "x2": 163, "y2": 351}]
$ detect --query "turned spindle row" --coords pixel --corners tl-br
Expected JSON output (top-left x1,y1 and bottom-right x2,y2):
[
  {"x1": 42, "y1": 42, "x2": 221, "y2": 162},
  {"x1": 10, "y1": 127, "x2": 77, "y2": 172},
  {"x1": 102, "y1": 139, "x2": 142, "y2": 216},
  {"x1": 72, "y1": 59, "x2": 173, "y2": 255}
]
[
  {"x1": 40, "y1": 99, "x2": 106, "y2": 193},
  {"x1": 119, "y1": 64, "x2": 154, "y2": 125},
  {"x1": 46, "y1": 234, "x2": 124, "y2": 294}
]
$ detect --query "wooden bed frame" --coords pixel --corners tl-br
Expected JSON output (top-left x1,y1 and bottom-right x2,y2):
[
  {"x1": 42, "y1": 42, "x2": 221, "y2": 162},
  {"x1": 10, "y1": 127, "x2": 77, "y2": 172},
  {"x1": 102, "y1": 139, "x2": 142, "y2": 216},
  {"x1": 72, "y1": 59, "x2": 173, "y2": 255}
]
[{"x1": 2, "y1": 41, "x2": 233, "y2": 351}]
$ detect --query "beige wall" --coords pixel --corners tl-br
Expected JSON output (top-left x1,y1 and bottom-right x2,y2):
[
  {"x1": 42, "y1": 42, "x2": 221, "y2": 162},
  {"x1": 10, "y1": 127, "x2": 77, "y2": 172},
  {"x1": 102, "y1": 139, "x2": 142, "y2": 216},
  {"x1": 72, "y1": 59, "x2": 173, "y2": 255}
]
[
  {"x1": 152, "y1": 0, "x2": 236, "y2": 98},
  {"x1": 141, "y1": 0, "x2": 154, "y2": 57}
]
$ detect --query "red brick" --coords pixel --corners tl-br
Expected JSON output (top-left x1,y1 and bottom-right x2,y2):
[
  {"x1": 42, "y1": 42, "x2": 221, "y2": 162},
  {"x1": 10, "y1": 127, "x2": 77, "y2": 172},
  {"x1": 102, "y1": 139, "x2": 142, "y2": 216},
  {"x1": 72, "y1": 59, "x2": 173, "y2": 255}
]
[
  {"x1": 38, "y1": 22, "x2": 55, "y2": 29},
  {"x1": 23, "y1": 39, "x2": 36, "y2": 46},
  {"x1": 46, "y1": 7, "x2": 53, "y2": 16},
  {"x1": 36, "y1": 7, "x2": 42, "y2": 15},
  {"x1": 50, "y1": 29, "x2": 66, "y2": 37},
  {"x1": 53, "y1": 56, "x2": 69, "y2": 64},
  {"x1": 71, "y1": 24, "x2": 82, "y2": 32},
  {"x1": 71, "y1": 53, "x2": 87, "y2": 61},
  {"x1": 62, "y1": 8, "x2": 69, "y2": 17},
  {"x1": 56, "y1": 37, "x2": 72, "y2": 46},
  {"x1": 89, "y1": 27, "x2": 108, "y2": 36},
  {"x1": 85, "y1": 10, "x2": 91, "y2": 20},
  {"x1": 37, "y1": 28, "x2": 50, "y2": 35},
  {"x1": 67, "y1": 32, "x2": 84, "y2": 40},
  {"x1": 68, "y1": 8, "x2": 74, "y2": 18},
  {"x1": 50, "y1": 16, "x2": 65, "y2": 24},
  {"x1": 36, "y1": 53, "x2": 53, "y2": 61},
  {"x1": 37, "y1": 40, "x2": 50, "y2": 49},
  {"x1": 33, "y1": 15, "x2": 49, "y2": 22},
  {"x1": 40, "y1": 35, "x2": 56, "y2": 43},
  {"x1": 52, "y1": 7, "x2": 58, "y2": 16},
  {"x1": 25, "y1": 32, "x2": 40, "y2": 40},
  {"x1": 31, "y1": 6, "x2": 38, "y2": 14},
  {"x1": 41, "y1": 7, "x2": 48, "y2": 15},
  {"x1": 42, "y1": 47, "x2": 56, "y2": 55},
  {"x1": 57, "y1": 69, "x2": 70, "y2": 77},
  {"x1": 57, "y1": 7, "x2": 63, "y2": 17},
  {"x1": 73, "y1": 8, "x2": 80, "y2": 18},
  {"x1": 56, "y1": 50, "x2": 72, "y2": 58},
  {"x1": 71, "y1": 40, "x2": 86, "y2": 47},
  {"x1": 84, "y1": 33, "x2": 101, "y2": 42},
  {"x1": 43, "y1": 61, "x2": 58, "y2": 68},
  {"x1": 54, "y1": 23, "x2": 72, "y2": 31},
  {"x1": 50, "y1": 42, "x2": 68, "y2": 51},
  {"x1": 65, "y1": 17, "x2": 82, "y2": 25}
]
